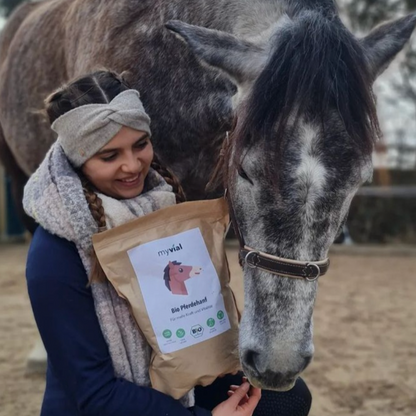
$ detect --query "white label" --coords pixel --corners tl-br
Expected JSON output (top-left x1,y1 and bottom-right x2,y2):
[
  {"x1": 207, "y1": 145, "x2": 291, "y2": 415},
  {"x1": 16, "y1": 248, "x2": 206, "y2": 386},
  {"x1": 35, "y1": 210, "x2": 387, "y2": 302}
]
[{"x1": 127, "y1": 228, "x2": 231, "y2": 353}]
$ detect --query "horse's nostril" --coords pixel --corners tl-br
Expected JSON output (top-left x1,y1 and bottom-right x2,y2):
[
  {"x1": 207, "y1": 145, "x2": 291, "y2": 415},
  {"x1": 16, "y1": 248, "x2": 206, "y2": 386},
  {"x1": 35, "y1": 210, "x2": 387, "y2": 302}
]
[
  {"x1": 244, "y1": 349, "x2": 260, "y2": 372},
  {"x1": 300, "y1": 353, "x2": 313, "y2": 370}
]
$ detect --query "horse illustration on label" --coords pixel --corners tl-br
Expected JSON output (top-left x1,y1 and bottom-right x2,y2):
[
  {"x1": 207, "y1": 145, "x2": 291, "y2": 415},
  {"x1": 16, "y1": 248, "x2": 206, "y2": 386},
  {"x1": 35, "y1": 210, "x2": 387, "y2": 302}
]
[{"x1": 164, "y1": 261, "x2": 202, "y2": 295}]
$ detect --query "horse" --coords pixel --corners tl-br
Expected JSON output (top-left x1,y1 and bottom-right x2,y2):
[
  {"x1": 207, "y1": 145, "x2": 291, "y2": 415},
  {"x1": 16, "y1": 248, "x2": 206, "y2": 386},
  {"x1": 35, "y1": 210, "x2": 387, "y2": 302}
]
[
  {"x1": 0, "y1": 0, "x2": 415, "y2": 391},
  {"x1": 164, "y1": 261, "x2": 202, "y2": 296}
]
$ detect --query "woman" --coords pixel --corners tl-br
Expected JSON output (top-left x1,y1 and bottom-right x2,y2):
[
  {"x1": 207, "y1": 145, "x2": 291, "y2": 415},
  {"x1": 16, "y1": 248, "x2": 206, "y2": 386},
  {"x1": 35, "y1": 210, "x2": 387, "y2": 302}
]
[{"x1": 24, "y1": 70, "x2": 312, "y2": 416}]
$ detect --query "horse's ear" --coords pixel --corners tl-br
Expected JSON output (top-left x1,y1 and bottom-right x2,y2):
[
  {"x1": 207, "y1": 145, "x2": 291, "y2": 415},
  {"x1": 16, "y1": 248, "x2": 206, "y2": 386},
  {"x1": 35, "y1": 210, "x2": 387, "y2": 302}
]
[
  {"x1": 165, "y1": 20, "x2": 268, "y2": 85},
  {"x1": 361, "y1": 13, "x2": 416, "y2": 80},
  {"x1": 168, "y1": 261, "x2": 173, "y2": 266}
]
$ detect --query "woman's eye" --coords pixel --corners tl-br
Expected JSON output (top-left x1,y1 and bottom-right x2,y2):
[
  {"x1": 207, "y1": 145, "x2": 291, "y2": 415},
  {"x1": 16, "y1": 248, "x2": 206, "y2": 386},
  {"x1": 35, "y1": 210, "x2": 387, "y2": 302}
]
[
  {"x1": 134, "y1": 140, "x2": 148, "y2": 150},
  {"x1": 238, "y1": 166, "x2": 253, "y2": 184},
  {"x1": 101, "y1": 153, "x2": 117, "y2": 162}
]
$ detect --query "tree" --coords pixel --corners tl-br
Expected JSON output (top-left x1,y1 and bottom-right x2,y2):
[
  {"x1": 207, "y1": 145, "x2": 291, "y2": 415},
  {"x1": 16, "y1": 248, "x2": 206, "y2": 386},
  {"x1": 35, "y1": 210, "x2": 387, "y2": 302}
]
[{"x1": 340, "y1": 0, "x2": 416, "y2": 171}]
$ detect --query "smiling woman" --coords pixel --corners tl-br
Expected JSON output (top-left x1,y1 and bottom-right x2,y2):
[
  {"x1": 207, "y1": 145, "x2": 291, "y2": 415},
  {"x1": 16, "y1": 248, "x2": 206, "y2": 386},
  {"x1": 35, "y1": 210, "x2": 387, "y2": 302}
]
[
  {"x1": 23, "y1": 70, "x2": 217, "y2": 416},
  {"x1": 23, "y1": 69, "x2": 311, "y2": 416},
  {"x1": 82, "y1": 127, "x2": 153, "y2": 199}
]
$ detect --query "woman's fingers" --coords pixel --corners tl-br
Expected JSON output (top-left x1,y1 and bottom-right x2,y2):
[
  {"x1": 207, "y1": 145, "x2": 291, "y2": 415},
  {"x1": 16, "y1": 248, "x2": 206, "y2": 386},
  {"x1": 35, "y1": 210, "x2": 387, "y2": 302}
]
[
  {"x1": 227, "y1": 389, "x2": 249, "y2": 404},
  {"x1": 241, "y1": 386, "x2": 261, "y2": 410},
  {"x1": 227, "y1": 382, "x2": 251, "y2": 407}
]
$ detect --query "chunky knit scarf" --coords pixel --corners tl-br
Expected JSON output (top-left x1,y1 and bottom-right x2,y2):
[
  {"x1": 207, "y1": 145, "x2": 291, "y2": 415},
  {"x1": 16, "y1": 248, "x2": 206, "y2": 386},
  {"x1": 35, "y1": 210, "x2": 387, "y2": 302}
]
[{"x1": 23, "y1": 143, "x2": 194, "y2": 406}]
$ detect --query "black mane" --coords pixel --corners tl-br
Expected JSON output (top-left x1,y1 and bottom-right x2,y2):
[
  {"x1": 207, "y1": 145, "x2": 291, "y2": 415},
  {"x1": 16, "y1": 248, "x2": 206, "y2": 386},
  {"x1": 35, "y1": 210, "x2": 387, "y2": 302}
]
[
  {"x1": 163, "y1": 261, "x2": 181, "y2": 291},
  {"x1": 235, "y1": 9, "x2": 380, "y2": 161}
]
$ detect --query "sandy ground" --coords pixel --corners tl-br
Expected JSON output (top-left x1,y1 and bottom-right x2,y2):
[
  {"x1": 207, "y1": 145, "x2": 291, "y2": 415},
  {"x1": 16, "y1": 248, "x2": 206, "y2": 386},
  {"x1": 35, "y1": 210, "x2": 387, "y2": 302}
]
[{"x1": 0, "y1": 242, "x2": 415, "y2": 416}]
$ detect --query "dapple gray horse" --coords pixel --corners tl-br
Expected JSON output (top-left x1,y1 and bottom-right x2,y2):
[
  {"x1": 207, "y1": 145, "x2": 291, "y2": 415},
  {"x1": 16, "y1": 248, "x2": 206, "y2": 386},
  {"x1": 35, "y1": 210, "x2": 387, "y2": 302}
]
[{"x1": 0, "y1": 0, "x2": 415, "y2": 390}]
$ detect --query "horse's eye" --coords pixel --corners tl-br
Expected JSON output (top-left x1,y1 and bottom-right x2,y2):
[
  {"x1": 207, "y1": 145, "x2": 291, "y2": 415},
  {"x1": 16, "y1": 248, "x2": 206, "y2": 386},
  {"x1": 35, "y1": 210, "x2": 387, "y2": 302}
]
[
  {"x1": 178, "y1": 268, "x2": 184, "y2": 273},
  {"x1": 238, "y1": 166, "x2": 253, "y2": 184}
]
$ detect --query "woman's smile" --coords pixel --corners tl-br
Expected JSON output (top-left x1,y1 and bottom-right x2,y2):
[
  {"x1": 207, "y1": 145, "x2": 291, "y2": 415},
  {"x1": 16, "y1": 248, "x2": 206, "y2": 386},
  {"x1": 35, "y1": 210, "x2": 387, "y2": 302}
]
[
  {"x1": 117, "y1": 174, "x2": 142, "y2": 186},
  {"x1": 82, "y1": 126, "x2": 154, "y2": 199}
]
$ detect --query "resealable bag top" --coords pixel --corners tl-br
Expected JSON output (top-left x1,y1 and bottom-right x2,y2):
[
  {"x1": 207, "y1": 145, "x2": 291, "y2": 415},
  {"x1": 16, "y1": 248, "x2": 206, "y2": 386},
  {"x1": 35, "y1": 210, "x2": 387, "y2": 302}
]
[{"x1": 92, "y1": 198, "x2": 240, "y2": 399}]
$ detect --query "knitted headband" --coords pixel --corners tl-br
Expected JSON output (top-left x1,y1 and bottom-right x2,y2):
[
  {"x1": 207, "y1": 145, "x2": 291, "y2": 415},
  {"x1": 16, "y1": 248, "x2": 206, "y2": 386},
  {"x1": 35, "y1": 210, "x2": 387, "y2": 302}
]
[{"x1": 51, "y1": 89, "x2": 151, "y2": 167}]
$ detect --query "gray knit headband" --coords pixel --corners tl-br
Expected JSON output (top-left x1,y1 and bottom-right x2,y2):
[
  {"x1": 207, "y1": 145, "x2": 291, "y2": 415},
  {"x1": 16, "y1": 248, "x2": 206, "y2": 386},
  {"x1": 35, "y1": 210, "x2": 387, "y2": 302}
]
[{"x1": 51, "y1": 89, "x2": 151, "y2": 167}]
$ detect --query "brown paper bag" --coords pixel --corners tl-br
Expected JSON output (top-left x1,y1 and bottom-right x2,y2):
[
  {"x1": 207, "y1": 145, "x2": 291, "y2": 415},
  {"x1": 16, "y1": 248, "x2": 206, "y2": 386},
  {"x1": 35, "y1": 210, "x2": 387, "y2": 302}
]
[{"x1": 92, "y1": 198, "x2": 240, "y2": 399}]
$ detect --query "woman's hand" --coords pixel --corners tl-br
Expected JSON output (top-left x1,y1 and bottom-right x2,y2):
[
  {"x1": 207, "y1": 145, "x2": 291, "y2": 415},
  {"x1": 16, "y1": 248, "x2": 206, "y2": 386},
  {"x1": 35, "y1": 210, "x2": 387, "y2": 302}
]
[{"x1": 211, "y1": 382, "x2": 261, "y2": 416}]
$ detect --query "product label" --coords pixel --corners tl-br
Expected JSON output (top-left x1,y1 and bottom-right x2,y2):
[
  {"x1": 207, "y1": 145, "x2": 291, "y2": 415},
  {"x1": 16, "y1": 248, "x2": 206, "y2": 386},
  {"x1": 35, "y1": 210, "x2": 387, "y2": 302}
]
[{"x1": 128, "y1": 228, "x2": 231, "y2": 353}]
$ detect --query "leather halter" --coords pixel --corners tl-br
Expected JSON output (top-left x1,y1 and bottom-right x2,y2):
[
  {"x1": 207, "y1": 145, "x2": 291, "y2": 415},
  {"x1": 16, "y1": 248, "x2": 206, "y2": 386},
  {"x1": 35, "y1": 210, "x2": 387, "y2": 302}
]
[{"x1": 220, "y1": 133, "x2": 330, "y2": 282}]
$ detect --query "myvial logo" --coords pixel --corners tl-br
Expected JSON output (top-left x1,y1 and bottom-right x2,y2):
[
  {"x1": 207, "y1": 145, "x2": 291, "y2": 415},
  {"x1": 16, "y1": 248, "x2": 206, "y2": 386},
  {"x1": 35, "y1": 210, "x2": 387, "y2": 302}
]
[{"x1": 158, "y1": 243, "x2": 183, "y2": 257}]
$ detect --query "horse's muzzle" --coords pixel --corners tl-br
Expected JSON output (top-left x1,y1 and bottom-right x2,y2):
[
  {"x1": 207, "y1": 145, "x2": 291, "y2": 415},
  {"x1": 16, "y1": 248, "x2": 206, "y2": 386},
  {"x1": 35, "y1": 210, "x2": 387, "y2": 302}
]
[{"x1": 240, "y1": 347, "x2": 313, "y2": 391}]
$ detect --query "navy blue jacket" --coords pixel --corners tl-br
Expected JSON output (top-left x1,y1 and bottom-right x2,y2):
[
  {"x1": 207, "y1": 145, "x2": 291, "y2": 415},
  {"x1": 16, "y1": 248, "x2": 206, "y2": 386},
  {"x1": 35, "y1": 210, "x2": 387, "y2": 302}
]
[{"x1": 26, "y1": 226, "x2": 211, "y2": 416}]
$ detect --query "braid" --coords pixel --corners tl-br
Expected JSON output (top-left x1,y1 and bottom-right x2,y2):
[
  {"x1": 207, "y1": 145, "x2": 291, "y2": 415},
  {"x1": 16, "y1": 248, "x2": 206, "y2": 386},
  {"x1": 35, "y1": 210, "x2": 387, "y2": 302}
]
[
  {"x1": 81, "y1": 176, "x2": 108, "y2": 283},
  {"x1": 82, "y1": 182, "x2": 107, "y2": 231},
  {"x1": 151, "y1": 153, "x2": 186, "y2": 204}
]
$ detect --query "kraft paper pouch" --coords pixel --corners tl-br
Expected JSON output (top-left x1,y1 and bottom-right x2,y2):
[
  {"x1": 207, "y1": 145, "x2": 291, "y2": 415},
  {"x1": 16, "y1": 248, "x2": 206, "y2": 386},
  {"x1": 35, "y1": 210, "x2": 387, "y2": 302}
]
[{"x1": 92, "y1": 198, "x2": 240, "y2": 399}]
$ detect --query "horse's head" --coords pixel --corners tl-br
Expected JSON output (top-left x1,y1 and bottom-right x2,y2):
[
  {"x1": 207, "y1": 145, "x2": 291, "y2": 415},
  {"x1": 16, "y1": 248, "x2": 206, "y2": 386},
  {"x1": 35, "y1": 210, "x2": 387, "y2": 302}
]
[
  {"x1": 168, "y1": 261, "x2": 201, "y2": 283},
  {"x1": 166, "y1": 9, "x2": 416, "y2": 390}
]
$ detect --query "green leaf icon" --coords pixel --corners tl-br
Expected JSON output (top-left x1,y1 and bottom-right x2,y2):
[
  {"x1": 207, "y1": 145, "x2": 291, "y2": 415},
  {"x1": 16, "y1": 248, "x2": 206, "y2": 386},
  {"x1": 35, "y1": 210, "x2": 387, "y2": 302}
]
[
  {"x1": 176, "y1": 328, "x2": 186, "y2": 339},
  {"x1": 162, "y1": 329, "x2": 172, "y2": 339},
  {"x1": 207, "y1": 318, "x2": 215, "y2": 327},
  {"x1": 217, "y1": 310, "x2": 225, "y2": 320}
]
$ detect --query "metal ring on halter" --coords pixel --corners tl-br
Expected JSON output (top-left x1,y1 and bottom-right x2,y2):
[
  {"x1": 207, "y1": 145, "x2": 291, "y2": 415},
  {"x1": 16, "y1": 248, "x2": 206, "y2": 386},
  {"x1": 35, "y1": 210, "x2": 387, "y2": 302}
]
[
  {"x1": 304, "y1": 263, "x2": 321, "y2": 282},
  {"x1": 245, "y1": 251, "x2": 260, "y2": 269}
]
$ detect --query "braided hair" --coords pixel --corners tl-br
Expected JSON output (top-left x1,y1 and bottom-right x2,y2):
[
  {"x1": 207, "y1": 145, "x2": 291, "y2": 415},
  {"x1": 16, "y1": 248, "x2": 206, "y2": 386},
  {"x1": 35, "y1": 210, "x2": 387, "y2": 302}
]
[
  {"x1": 151, "y1": 153, "x2": 186, "y2": 204},
  {"x1": 45, "y1": 70, "x2": 185, "y2": 282},
  {"x1": 80, "y1": 176, "x2": 108, "y2": 283}
]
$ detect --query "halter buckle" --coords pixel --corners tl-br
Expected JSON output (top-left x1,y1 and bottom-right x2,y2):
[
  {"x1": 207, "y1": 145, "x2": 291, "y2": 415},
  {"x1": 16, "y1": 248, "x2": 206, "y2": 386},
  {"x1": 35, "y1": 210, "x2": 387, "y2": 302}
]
[
  {"x1": 303, "y1": 263, "x2": 321, "y2": 282},
  {"x1": 245, "y1": 250, "x2": 261, "y2": 269}
]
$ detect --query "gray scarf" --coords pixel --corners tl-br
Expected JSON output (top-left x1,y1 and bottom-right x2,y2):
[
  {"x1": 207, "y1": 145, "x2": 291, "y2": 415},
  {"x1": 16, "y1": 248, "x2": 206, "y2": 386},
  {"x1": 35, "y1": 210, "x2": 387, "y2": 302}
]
[{"x1": 23, "y1": 143, "x2": 194, "y2": 406}]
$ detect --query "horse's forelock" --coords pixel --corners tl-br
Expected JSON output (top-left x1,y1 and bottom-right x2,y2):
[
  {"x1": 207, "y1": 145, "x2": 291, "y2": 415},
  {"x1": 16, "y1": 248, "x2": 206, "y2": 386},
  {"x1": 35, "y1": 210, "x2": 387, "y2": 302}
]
[{"x1": 234, "y1": 10, "x2": 380, "y2": 171}]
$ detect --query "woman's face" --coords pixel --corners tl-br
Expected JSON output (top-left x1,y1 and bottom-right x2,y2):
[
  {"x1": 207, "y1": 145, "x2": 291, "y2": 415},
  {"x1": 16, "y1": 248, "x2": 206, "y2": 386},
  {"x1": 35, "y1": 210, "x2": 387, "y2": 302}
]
[{"x1": 82, "y1": 126, "x2": 153, "y2": 199}]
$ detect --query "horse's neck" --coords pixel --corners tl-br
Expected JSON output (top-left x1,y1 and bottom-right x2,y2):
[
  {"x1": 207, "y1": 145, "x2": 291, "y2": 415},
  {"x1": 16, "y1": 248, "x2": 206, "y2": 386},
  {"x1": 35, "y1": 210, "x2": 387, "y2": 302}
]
[
  {"x1": 228, "y1": 0, "x2": 286, "y2": 39},
  {"x1": 170, "y1": 279, "x2": 188, "y2": 296},
  {"x1": 119, "y1": 0, "x2": 286, "y2": 39},
  {"x1": 230, "y1": 1, "x2": 338, "y2": 40}
]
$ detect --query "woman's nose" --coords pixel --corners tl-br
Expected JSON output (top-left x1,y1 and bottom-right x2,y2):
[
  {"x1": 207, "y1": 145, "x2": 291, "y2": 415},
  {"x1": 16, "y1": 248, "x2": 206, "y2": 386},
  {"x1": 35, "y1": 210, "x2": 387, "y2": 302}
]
[{"x1": 121, "y1": 153, "x2": 141, "y2": 173}]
